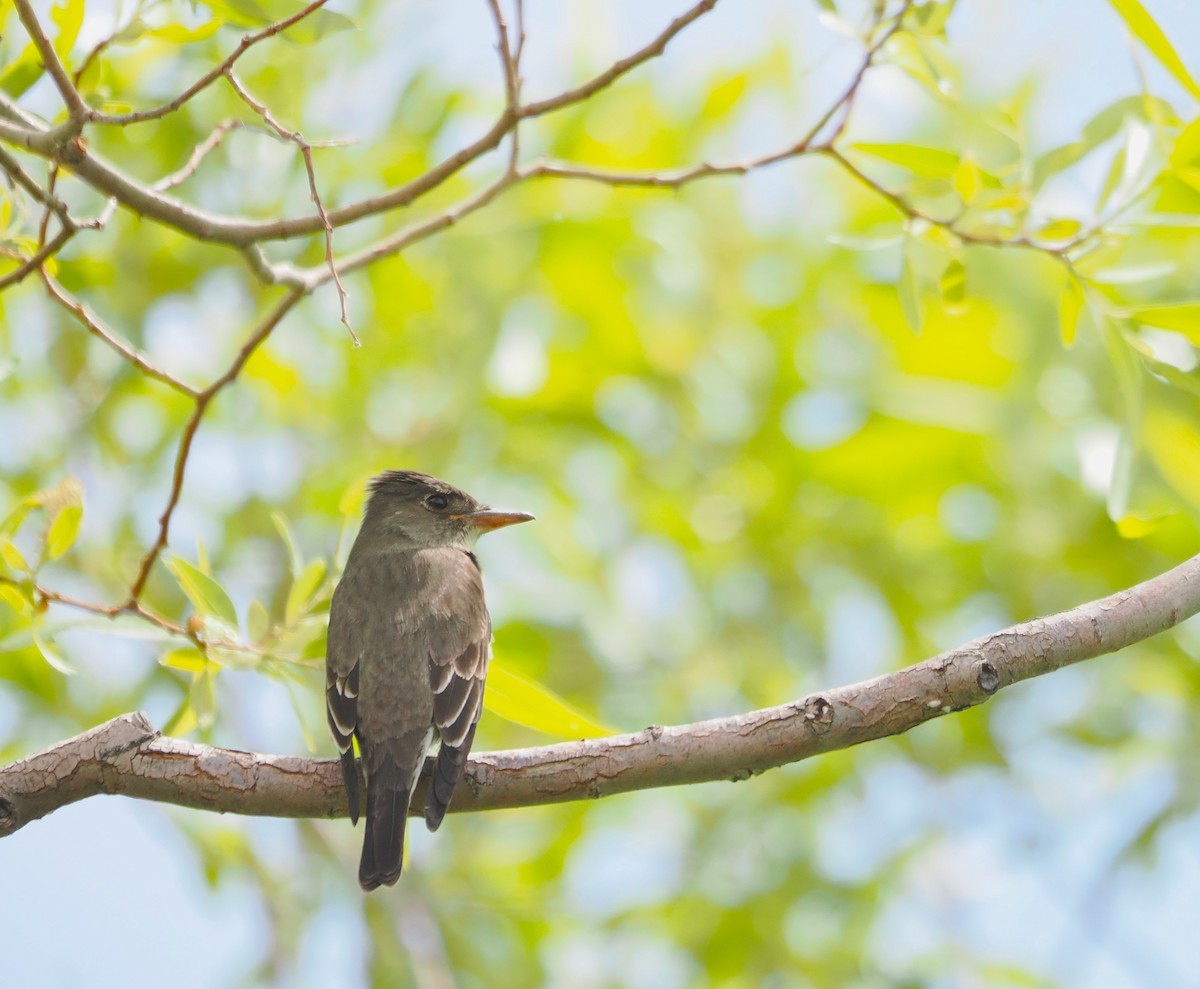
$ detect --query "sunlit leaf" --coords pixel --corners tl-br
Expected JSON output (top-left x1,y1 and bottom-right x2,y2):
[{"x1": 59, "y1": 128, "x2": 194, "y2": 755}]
[
  {"x1": 484, "y1": 661, "x2": 613, "y2": 738},
  {"x1": 166, "y1": 556, "x2": 239, "y2": 630},
  {"x1": 286, "y1": 559, "x2": 327, "y2": 624},
  {"x1": 1035, "y1": 219, "x2": 1082, "y2": 241},
  {"x1": 701, "y1": 73, "x2": 747, "y2": 119},
  {"x1": 159, "y1": 646, "x2": 210, "y2": 673},
  {"x1": 45, "y1": 504, "x2": 82, "y2": 561},
  {"x1": 144, "y1": 21, "x2": 223, "y2": 44},
  {"x1": 1059, "y1": 274, "x2": 1085, "y2": 347},
  {"x1": 898, "y1": 242, "x2": 923, "y2": 331},
  {"x1": 1107, "y1": 0, "x2": 1200, "y2": 100},
  {"x1": 1128, "y1": 303, "x2": 1200, "y2": 345},
  {"x1": 939, "y1": 258, "x2": 967, "y2": 314},
  {"x1": 0, "y1": 537, "x2": 29, "y2": 573},
  {"x1": 0, "y1": 583, "x2": 31, "y2": 616},
  {"x1": 271, "y1": 511, "x2": 304, "y2": 578},
  {"x1": 852, "y1": 142, "x2": 959, "y2": 179},
  {"x1": 33, "y1": 631, "x2": 73, "y2": 675},
  {"x1": 247, "y1": 599, "x2": 272, "y2": 643}
]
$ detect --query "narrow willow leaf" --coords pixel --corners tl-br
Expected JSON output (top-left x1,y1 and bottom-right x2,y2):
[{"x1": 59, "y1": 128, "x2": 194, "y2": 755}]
[
  {"x1": 0, "y1": 583, "x2": 31, "y2": 616},
  {"x1": 144, "y1": 21, "x2": 222, "y2": 43},
  {"x1": 164, "y1": 695, "x2": 199, "y2": 737},
  {"x1": 1035, "y1": 219, "x2": 1082, "y2": 241},
  {"x1": 1107, "y1": 0, "x2": 1200, "y2": 100},
  {"x1": 0, "y1": 537, "x2": 29, "y2": 573},
  {"x1": 898, "y1": 244, "x2": 923, "y2": 332},
  {"x1": 338, "y1": 473, "x2": 372, "y2": 517},
  {"x1": 159, "y1": 647, "x2": 211, "y2": 673},
  {"x1": 271, "y1": 511, "x2": 303, "y2": 578},
  {"x1": 247, "y1": 599, "x2": 272, "y2": 643},
  {"x1": 45, "y1": 503, "x2": 82, "y2": 561},
  {"x1": 33, "y1": 631, "x2": 73, "y2": 675},
  {"x1": 286, "y1": 559, "x2": 327, "y2": 625},
  {"x1": 166, "y1": 556, "x2": 239, "y2": 629},
  {"x1": 852, "y1": 142, "x2": 959, "y2": 179},
  {"x1": 484, "y1": 662, "x2": 613, "y2": 738},
  {"x1": 1128, "y1": 303, "x2": 1200, "y2": 344},
  {"x1": 939, "y1": 258, "x2": 968, "y2": 314},
  {"x1": 1060, "y1": 275, "x2": 1086, "y2": 347}
]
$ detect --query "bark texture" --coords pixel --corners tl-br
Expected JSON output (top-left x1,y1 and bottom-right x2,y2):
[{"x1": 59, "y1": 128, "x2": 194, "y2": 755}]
[{"x1": 3, "y1": 551, "x2": 1199, "y2": 837}]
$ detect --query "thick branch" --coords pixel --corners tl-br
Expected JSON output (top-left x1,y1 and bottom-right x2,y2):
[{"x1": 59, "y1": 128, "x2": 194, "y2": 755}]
[{"x1": 3, "y1": 552, "x2": 1198, "y2": 837}]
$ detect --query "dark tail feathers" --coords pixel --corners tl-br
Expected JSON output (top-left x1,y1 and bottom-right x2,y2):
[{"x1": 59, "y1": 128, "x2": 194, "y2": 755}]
[
  {"x1": 425, "y1": 723, "x2": 477, "y2": 832},
  {"x1": 359, "y1": 755, "x2": 410, "y2": 891}
]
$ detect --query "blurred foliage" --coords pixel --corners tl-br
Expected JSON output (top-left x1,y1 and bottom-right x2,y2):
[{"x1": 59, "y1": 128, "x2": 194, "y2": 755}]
[{"x1": 3, "y1": 0, "x2": 1200, "y2": 987}]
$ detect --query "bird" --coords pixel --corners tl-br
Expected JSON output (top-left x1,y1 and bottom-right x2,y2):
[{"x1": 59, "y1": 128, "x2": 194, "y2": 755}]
[{"x1": 325, "y1": 469, "x2": 533, "y2": 890}]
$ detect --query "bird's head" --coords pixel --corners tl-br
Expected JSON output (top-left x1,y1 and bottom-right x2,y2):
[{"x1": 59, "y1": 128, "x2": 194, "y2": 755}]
[{"x1": 361, "y1": 470, "x2": 533, "y2": 549}]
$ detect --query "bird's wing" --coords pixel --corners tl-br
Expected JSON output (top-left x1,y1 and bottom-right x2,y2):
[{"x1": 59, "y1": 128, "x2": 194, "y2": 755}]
[
  {"x1": 326, "y1": 579, "x2": 363, "y2": 823},
  {"x1": 424, "y1": 551, "x2": 490, "y2": 830}
]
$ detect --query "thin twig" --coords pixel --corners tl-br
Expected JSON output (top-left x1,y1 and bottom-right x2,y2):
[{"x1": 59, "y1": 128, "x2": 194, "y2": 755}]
[
  {"x1": 0, "y1": 225, "x2": 73, "y2": 291},
  {"x1": 39, "y1": 274, "x2": 199, "y2": 397},
  {"x1": 89, "y1": 0, "x2": 336, "y2": 126},
  {"x1": 125, "y1": 288, "x2": 306, "y2": 602},
  {"x1": 154, "y1": 120, "x2": 245, "y2": 192},
  {"x1": 224, "y1": 72, "x2": 355, "y2": 343},
  {"x1": 519, "y1": 0, "x2": 721, "y2": 118}
]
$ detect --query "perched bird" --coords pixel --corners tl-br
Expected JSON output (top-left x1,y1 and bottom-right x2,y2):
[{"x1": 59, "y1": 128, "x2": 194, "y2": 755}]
[{"x1": 326, "y1": 470, "x2": 533, "y2": 890}]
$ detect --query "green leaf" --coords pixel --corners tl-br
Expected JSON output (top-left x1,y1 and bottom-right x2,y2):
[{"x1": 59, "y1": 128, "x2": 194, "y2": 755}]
[
  {"x1": 166, "y1": 556, "x2": 239, "y2": 629},
  {"x1": 1107, "y1": 0, "x2": 1200, "y2": 101},
  {"x1": 0, "y1": 583, "x2": 31, "y2": 616},
  {"x1": 159, "y1": 647, "x2": 211, "y2": 673},
  {"x1": 286, "y1": 559, "x2": 327, "y2": 624},
  {"x1": 851, "y1": 142, "x2": 959, "y2": 179},
  {"x1": 898, "y1": 242, "x2": 923, "y2": 332},
  {"x1": 1060, "y1": 275, "x2": 1085, "y2": 347},
  {"x1": 939, "y1": 258, "x2": 967, "y2": 314},
  {"x1": 484, "y1": 661, "x2": 613, "y2": 739},
  {"x1": 1035, "y1": 219, "x2": 1082, "y2": 241},
  {"x1": 1128, "y1": 303, "x2": 1200, "y2": 344},
  {"x1": 0, "y1": 537, "x2": 29, "y2": 573},
  {"x1": 144, "y1": 21, "x2": 223, "y2": 44},
  {"x1": 271, "y1": 511, "x2": 303, "y2": 578},
  {"x1": 0, "y1": 0, "x2": 84, "y2": 97},
  {"x1": 338, "y1": 474, "x2": 371, "y2": 517},
  {"x1": 192, "y1": 667, "x2": 218, "y2": 730},
  {"x1": 33, "y1": 631, "x2": 73, "y2": 675},
  {"x1": 701, "y1": 73, "x2": 747, "y2": 120},
  {"x1": 247, "y1": 599, "x2": 272, "y2": 643},
  {"x1": 45, "y1": 503, "x2": 83, "y2": 561}
]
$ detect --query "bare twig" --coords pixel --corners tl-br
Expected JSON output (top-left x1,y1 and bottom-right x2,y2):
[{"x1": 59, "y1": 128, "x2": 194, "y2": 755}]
[
  {"x1": 0, "y1": 0, "x2": 726, "y2": 247},
  {"x1": 88, "y1": 0, "x2": 337, "y2": 126},
  {"x1": 519, "y1": 0, "x2": 721, "y2": 118},
  {"x1": 154, "y1": 120, "x2": 245, "y2": 192},
  {"x1": 4, "y1": 550, "x2": 1199, "y2": 835},
  {"x1": 39, "y1": 274, "x2": 199, "y2": 397},
  {"x1": 0, "y1": 575, "x2": 193, "y2": 640},
  {"x1": 125, "y1": 288, "x2": 306, "y2": 602},
  {"x1": 224, "y1": 72, "x2": 355, "y2": 342},
  {"x1": 0, "y1": 224, "x2": 73, "y2": 291}
]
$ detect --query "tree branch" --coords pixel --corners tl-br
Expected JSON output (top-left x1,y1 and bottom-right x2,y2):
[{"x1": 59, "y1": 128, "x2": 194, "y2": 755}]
[{"x1": 4, "y1": 551, "x2": 1198, "y2": 837}]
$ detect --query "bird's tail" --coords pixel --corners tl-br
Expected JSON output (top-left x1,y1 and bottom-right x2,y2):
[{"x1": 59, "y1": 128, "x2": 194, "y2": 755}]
[{"x1": 359, "y1": 752, "x2": 412, "y2": 891}]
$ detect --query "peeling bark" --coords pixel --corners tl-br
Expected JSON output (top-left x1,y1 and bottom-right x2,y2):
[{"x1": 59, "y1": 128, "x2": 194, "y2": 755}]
[{"x1": 3, "y1": 552, "x2": 1199, "y2": 837}]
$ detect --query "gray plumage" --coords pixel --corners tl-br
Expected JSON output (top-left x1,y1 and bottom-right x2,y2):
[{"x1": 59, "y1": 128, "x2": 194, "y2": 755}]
[{"x1": 325, "y1": 470, "x2": 532, "y2": 890}]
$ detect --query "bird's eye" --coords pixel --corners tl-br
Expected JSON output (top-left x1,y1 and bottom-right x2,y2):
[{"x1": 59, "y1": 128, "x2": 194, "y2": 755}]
[{"x1": 426, "y1": 494, "x2": 449, "y2": 511}]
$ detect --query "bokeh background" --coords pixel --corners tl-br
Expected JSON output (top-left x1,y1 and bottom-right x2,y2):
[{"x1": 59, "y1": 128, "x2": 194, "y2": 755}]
[{"x1": 3, "y1": 1, "x2": 1200, "y2": 986}]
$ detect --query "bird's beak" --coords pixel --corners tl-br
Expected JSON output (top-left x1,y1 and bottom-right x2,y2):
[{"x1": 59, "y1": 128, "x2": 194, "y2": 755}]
[{"x1": 458, "y1": 508, "x2": 535, "y2": 532}]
